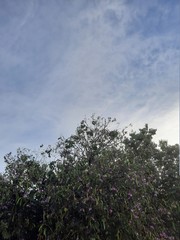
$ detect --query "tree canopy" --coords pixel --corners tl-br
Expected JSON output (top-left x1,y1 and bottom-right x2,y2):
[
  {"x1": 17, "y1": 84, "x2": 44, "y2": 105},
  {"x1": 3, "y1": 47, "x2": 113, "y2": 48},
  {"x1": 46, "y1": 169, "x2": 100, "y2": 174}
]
[{"x1": 0, "y1": 116, "x2": 179, "y2": 240}]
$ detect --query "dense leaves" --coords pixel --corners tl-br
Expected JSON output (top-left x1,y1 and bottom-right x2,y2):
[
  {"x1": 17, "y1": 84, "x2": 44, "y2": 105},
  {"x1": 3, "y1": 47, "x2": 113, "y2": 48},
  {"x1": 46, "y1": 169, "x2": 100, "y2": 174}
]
[{"x1": 0, "y1": 116, "x2": 179, "y2": 239}]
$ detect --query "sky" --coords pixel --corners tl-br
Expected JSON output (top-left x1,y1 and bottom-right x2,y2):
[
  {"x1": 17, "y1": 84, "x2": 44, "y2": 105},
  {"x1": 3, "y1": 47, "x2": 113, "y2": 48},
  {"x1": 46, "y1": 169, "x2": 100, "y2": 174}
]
[{"x1": 0, "y1": 0, "x2": 179, "y2": 172}]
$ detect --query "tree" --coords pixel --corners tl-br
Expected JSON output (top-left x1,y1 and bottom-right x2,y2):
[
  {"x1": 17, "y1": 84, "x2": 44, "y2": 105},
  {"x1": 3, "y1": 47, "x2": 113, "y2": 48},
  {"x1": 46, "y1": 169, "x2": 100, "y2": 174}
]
[
  {"x1": 55, "y1": 115, "x2": 123, "y2": 166},
  {"x1": 0, "y1": 115, "x2": 179, "y2": 239},
  {"x1": 1, "y1": 149, "x2": 47, "y2": 240}
]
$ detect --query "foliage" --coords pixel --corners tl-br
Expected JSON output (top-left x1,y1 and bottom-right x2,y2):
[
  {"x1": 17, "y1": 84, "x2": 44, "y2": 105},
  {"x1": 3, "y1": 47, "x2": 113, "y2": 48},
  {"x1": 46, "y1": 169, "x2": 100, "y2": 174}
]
[{"x1": 0, "y1": 116, "x2": 179, "y2": 240}]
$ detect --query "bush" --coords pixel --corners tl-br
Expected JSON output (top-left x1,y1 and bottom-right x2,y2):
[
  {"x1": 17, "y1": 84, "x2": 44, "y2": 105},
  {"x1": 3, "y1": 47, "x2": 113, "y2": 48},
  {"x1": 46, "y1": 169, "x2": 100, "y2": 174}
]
[{"x1": 0, "y1": 116, "x2": 179, "y2": 239}]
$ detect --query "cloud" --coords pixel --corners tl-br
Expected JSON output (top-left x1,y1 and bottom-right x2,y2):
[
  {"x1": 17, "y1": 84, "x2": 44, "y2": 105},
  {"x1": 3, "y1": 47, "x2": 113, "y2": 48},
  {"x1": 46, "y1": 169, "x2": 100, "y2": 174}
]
[{"x1": 0, "y1": 0, "x2": 179, "y2": 172}]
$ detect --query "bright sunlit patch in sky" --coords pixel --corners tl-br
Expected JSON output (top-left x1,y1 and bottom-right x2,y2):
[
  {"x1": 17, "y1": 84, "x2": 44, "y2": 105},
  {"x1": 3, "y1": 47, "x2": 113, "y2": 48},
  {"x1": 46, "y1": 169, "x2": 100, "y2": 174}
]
[{"x1": 0, "y1": 0, "x2": 179, "y2": 172}]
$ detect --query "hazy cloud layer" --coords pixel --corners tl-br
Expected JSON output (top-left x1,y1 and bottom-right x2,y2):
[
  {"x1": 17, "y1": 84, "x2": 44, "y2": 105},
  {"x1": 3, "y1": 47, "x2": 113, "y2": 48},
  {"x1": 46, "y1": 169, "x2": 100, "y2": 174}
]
[{"x1": 0, "y1": 0, "x2": 179, "y2": 171}]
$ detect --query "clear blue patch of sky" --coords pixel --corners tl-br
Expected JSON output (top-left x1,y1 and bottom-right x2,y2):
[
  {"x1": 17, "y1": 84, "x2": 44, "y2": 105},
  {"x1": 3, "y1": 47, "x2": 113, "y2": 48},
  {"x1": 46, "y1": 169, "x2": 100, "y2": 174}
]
[{"x1": 127, "y1": 0, "x2": 179, "y2": 39}]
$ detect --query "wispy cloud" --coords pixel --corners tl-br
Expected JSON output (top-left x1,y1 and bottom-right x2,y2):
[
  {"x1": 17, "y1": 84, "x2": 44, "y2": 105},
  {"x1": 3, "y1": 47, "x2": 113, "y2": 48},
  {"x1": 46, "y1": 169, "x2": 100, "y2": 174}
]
[{"x1": 0, "y1": 0, "x2": 179, "y2": 171}]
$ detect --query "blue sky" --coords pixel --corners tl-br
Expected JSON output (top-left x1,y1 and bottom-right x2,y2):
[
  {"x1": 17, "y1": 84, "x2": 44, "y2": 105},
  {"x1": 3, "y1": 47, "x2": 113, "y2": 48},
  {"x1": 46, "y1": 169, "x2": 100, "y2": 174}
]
[{"x1": 0, "y1": 0, "x2": 179, "y2": 172}]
